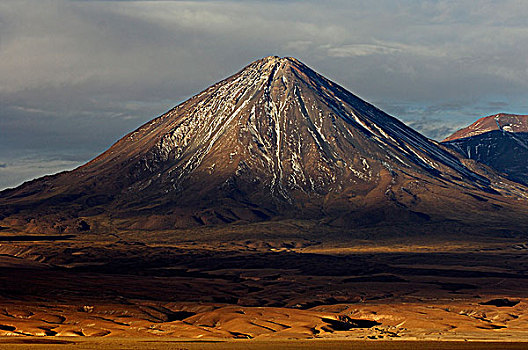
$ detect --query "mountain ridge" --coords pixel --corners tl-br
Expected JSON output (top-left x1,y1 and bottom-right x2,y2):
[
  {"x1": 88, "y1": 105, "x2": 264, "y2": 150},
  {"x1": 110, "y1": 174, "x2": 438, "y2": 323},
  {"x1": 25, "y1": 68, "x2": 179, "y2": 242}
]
[
  {"x1": 1, "y1": 56, "x2": 528, "y2": 234},
  {"x1": 443, "y1": 113, "x2": 528, "y2": 186},
  {"x1": 443, "y1": 113, "x2": 528, "y2": 142}
]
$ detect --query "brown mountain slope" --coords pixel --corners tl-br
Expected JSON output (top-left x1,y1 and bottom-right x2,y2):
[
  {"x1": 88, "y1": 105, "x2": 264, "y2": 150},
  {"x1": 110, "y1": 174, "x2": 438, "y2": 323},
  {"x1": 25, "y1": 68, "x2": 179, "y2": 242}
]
[
  {"x1": 443, "y1": 114, "x2": 528, "y2": 186},
  {"x1": 1, "y1": 57, "x2": 528, "y2": 235},
  {"x1": 443, "y1": 113, "x2": 528, "y2": 142}
]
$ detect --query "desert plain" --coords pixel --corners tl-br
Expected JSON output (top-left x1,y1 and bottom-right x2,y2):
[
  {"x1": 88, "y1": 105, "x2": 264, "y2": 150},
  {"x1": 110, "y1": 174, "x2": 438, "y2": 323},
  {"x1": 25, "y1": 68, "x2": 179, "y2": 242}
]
[{"x1": 1, "y1": 221, "x2": 528, "y2": 348}]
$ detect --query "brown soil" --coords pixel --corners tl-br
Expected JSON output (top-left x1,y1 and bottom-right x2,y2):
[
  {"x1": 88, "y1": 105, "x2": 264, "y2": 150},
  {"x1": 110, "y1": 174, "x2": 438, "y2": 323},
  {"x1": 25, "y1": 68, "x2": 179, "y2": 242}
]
[
  {"x1": 1, "y1": 338, "x2": 528, "y2": 350},
  {"x1": 1, "y1": 225, "x2": 528, "y2": 342}
]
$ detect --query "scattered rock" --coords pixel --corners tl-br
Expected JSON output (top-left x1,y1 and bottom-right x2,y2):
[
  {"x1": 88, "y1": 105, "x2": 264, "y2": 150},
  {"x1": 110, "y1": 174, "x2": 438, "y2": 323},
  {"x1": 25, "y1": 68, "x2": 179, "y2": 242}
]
[{"x1": 79, "y1": 305, "x2": 94, "y2": 313}]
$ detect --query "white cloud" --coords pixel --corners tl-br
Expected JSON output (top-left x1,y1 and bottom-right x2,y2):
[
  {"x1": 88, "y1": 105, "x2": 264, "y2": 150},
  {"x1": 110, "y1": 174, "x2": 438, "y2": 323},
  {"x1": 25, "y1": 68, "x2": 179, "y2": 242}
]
[
  {"x1": 0, "y1": 157, "x2": 82, "y2": 190},
  {"x1": 328, "y1": 44, "x2": 401, "y2": 57}
]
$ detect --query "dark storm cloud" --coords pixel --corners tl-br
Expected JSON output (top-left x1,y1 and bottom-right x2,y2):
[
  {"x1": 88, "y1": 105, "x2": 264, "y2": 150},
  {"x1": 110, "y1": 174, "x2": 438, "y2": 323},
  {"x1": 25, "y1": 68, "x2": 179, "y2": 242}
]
[{"x1": 1, "y1": 0, "x2": 528, "y2": 189}]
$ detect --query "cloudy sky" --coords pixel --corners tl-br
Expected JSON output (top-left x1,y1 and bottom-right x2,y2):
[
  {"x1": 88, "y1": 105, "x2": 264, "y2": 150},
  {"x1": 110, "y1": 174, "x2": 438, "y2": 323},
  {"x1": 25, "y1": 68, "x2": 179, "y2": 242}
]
[{"x1": 1, "y1": 0, "x2": 527, "y2": 190}]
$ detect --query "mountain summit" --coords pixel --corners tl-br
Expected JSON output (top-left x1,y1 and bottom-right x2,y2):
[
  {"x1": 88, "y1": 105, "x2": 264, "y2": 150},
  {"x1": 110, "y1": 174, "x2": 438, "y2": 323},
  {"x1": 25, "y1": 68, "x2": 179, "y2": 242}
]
[
  {"x1": 443, "y1": 113, "x2": 528, "y2": 142},
  {"x1": 1, "y1": 57, "x2": 527, "y2": 233},
  {"x1": 443, "y1": 114, "x2": 528, "y2": 186}
]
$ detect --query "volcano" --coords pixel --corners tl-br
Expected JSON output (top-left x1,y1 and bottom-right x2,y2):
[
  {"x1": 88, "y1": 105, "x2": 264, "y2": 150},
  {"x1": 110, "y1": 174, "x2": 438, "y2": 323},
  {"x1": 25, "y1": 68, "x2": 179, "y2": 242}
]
[
  {"x1": 443, "y1": 113, "x2": 528, "y2": 142},
  {"x1": 443, "y1": 114, "x2": 528, "y2": 186},
  {"x1": 1, "y1": 57, "x2": 528, "y2": 234}
]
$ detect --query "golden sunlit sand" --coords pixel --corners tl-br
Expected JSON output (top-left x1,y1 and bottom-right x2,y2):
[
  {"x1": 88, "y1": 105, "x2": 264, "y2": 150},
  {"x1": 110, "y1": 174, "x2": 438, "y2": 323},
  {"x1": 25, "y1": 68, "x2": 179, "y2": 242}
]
[
  {"x1": 1, "y1": 338, "x2": 528, "y2": 350},
  {"x1": 1, "y1": 229, "x2": 528, "y2": 346}
]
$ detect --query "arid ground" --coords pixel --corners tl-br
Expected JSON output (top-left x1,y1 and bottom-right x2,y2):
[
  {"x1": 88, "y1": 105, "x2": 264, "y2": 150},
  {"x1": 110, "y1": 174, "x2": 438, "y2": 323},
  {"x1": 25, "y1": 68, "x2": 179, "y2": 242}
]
[
  {"x1": 2, "y1": 338, "x2": 528, "y2": 350},
  {"x1": 1, "y1": 221, "x2": 528, "y2": 348}
]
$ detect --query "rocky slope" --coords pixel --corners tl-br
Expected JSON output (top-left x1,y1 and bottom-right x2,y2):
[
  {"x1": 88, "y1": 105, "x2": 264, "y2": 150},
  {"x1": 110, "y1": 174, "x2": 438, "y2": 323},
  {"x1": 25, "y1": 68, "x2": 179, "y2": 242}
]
[
  {"x1": 443, "y1": 114, "x2": 528, "y2": 186},
  {"x1": 1, "y1": 57, "x2": 528, "y2": 234},
  {"x1": 443, "y1": 113, "x2": 528, "y2": 142}
]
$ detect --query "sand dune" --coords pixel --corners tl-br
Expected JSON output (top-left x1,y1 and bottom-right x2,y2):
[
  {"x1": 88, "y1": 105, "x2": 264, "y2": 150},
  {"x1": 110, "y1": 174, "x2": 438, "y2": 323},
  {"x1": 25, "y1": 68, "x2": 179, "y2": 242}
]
[{"x1": 1, "y1": 231, "x2": 528, "y2": 343}]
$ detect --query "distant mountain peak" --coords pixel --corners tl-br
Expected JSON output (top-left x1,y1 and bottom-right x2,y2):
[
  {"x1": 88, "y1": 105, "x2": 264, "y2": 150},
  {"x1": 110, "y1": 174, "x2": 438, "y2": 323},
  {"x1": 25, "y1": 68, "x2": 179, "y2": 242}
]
[
  {"x1": 443, "y1": 113, "x2": 528, "y2": 142},
  {"x1": 442, "y1": 113, "x2": 528, "y2": 186}
]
